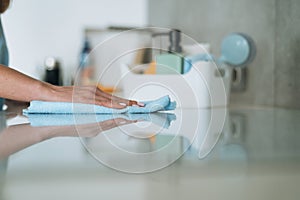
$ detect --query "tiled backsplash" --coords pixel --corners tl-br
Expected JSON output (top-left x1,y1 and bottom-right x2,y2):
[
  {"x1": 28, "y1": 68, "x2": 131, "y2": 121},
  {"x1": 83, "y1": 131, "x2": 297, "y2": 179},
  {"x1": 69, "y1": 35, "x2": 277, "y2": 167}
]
[{"x1": 148, "y1": 0, "x2": 300, "y2": 108}]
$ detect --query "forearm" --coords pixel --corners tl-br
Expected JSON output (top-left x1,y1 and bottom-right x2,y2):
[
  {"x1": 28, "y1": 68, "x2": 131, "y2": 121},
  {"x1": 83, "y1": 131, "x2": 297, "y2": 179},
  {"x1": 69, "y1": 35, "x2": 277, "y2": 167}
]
[
  {"x1": 0, "y1": 65, "x2": 53, "y2": 102},
  {"x1": 0, "y1": 65, "x2": 140, "y2": 107}
]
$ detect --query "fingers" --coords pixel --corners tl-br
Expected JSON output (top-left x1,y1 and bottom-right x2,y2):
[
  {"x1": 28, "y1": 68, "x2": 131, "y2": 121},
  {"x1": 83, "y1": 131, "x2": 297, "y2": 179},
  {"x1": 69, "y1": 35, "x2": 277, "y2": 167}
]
[
  {"x1": 72, "y1": 85, "x2": 143, "y2": 109},
  {"x1": 96, "y1": 90, "x2": 132, "y2": 105},
  {"x1": 95, "y1": 87, "x2": 143, "y2": 107},
  {"x1": 99, "y1": 100, "x2": 126, "y2": 109}
]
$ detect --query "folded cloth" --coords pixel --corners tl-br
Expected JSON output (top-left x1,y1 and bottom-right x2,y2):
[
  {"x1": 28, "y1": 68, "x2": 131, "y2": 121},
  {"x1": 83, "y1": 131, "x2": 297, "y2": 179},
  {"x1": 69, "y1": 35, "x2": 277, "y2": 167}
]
[
  {"x1": 23, "y1": 95, "x2": 176, "y2": 115},
  {"x1": 25, "y1": 113, "x2": 176, "y2": 128}
]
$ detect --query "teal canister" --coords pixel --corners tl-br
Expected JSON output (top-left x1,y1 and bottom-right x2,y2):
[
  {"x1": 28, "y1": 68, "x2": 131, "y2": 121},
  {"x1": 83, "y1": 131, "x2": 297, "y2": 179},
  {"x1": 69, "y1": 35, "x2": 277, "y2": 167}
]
[{"x1": 156, "y1": 29, "x2": 183, "y2": 74}]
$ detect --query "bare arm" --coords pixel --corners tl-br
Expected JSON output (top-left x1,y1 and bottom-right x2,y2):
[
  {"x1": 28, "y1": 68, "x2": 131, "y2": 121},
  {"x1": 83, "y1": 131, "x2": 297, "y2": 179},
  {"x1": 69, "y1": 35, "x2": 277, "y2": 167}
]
[
  {"x1": 0, "y1": 65, "x2": 50, "y2": 102},
  {"x1": 0, "y1": 65, "x2": 141, "y2": 108}
]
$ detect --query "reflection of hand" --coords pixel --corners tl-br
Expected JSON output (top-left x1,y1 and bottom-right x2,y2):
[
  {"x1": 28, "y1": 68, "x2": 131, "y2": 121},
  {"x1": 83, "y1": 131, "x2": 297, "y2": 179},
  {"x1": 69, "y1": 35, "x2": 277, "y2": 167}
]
[
  {"x1": 0, "y1": 118, "x2": 136, "y2": 160},
  {"x1": 70, "y1": 118, "x2": 135, "y2": 137}
]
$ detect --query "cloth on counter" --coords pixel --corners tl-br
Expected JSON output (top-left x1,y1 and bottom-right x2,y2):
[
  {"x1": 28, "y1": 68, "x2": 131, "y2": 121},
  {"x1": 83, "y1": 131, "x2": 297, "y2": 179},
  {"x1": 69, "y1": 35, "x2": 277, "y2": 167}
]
[
  {"x1": 23, "y1": 95, "x2": 176, "y2": 114},
  {"x1": 26, "y1": 113, "x2": 176, "y2": 128}
]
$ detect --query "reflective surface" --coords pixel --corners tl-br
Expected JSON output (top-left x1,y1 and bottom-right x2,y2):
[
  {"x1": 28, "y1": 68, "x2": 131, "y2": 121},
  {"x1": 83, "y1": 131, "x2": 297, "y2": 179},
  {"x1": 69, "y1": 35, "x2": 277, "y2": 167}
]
[{"x1": 0, "y1": 105, "x2": 300, "y2": 200}]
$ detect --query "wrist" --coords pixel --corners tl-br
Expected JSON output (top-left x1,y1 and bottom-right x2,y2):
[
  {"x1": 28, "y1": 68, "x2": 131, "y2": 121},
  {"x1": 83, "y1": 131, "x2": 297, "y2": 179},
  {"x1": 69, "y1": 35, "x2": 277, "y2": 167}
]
[
  {"x1": 33, "y1": 81, "x2": 53, "y2": 101},
  {"x1": 40, "y1": 83, "x2": 72, "y2": 102},
  {"x1": 36, "y1": 82, "x2": 58, "y2": 102}
]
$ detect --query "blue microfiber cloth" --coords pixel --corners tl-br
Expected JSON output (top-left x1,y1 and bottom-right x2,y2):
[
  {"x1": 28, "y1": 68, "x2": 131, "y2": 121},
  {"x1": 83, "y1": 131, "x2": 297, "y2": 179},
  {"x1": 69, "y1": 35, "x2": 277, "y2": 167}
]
[
  {"x1": 23, "y1": 95, "x2": 176, "y2": 114},
  {"x1": 25, "y1": 113, "x2": 176, "y2": 128}
]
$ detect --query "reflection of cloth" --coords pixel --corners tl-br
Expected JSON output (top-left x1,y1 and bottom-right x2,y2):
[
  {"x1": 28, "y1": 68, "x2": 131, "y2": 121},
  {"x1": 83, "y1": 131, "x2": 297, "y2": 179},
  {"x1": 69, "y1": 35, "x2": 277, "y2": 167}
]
[
  {"x1": 23, "y1": 95, "x2": 176, "y2": 114},
  {"x1": 25, "y1": 113, "x2": 176, "y2": 129},
  {"x1": 0, "y1": 16, "x2": 9, "y2": 111}
]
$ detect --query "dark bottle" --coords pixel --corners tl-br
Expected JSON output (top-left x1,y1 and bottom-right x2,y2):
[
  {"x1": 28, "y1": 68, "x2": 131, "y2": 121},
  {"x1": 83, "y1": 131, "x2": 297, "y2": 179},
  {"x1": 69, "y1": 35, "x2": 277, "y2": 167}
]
[{"x1": 44, "y1": 57, "x2": 61, "y2": 86}]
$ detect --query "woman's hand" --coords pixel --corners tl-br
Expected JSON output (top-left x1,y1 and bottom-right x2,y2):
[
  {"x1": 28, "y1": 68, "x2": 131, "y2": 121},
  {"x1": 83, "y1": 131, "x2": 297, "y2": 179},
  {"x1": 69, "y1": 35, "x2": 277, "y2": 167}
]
[
  {"x1": 0, "y1": 65, "x2": 143, "y2": 109},
  {"x1": 44, "y1": 84, "x2": 143, "y2": 109}
]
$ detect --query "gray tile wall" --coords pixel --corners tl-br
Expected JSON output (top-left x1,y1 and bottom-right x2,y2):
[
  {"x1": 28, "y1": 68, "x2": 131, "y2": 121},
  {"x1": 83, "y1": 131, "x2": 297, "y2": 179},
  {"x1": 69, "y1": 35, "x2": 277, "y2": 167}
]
[
  {"x1": 274, "y1": 0, "x2": 300, "y2": 108},
  {"x1": 148, "y1": 0, "x2": 300, "y2": 108}
]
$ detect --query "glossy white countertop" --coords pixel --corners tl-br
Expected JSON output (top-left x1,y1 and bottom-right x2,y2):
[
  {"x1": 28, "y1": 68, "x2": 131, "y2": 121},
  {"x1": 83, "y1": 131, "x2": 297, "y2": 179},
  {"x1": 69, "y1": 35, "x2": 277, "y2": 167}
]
[{"x1": 0, "y1": 106, "x2": 299, "y2": 200}]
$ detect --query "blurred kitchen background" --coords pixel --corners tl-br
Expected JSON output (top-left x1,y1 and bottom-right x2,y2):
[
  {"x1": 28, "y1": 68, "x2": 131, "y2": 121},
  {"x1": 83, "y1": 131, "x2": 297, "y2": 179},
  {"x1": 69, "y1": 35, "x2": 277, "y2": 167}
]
[{"x1": 1, "y1": 0, "x2": 299, "y2": 108}]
